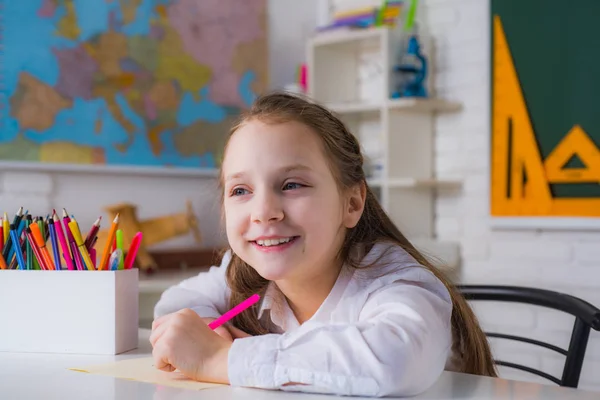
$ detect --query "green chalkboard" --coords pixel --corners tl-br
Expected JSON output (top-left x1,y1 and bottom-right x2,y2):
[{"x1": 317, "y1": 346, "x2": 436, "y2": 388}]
[{"x1": 491, "y1": 0, "x2": 600, "y2": 199}]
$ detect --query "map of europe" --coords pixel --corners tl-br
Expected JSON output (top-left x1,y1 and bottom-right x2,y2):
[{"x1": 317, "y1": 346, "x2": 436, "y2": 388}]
[{"x1": 0, "y1": 0, "x2": 267, "y2": 169}]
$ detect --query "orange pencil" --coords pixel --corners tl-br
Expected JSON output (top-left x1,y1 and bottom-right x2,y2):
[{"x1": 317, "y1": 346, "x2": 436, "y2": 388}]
[
  {"x1": 98, "y1": 214, "x2": 119, "y2": 270},
  {"x1": 0, "y1": 253, "x2": 7, "y2": 270},
  {"x1": 29, "y1": 223, "x2": 55, "y2": 270}
]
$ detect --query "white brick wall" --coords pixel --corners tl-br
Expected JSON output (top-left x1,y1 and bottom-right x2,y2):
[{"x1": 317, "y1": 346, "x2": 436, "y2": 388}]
[
  {"x1": 330, "y1": 0, "x2": 600, "y2": 392},
  {"x1": 424, "y1": 0, "x2": 600, "y2": 392}
]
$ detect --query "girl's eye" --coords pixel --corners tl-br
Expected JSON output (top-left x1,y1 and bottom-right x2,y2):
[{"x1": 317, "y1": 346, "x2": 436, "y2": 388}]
[
  {"x1": 230, "y1": 187, "x2": 249, "y2": 196},
  {"x1": 283, "y1": 182, "x2": 303, "y2": 190}
]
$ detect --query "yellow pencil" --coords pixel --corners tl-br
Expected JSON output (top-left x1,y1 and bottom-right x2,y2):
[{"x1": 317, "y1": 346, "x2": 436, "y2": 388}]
[
  {"x1": 68, "y1": 219, "x2": 95, "y2": 271},
  {"x1": 3, "y1": 212, "x2": 9, "y2": 245},
  {"x1": 99, "y1": 214, "x2": 119, "y2": 270}
]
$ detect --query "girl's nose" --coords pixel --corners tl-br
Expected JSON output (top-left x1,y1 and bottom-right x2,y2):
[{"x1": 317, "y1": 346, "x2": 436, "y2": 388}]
[{"x1": 251, "y1": 191, "x2": 284, "y2": 223}]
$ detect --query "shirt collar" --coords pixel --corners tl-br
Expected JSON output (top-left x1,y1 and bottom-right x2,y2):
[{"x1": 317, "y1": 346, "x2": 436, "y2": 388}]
[{"x1": 256, "y1": 264, "x2": 355, "y2": 331}]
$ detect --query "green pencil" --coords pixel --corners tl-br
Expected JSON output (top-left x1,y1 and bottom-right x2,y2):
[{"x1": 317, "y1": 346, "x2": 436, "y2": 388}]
[{"x1": 116, "y1": 229, "x2": 124, "y2": 270}]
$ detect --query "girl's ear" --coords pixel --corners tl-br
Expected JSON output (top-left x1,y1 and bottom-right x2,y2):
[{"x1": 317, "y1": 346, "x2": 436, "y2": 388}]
[{"x1": 343, "y1": 181, "x2": 366, "y2": 229}]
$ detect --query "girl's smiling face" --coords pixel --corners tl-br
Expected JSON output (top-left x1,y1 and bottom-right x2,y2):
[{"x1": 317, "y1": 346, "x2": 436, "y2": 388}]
[{"x1": 222, "y1": 119, "x2": 362, "y2": 284}]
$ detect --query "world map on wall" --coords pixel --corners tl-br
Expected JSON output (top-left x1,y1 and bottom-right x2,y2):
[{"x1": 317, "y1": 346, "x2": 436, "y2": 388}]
[{"x1": 0, "y1": 0, "x2": 267, "y2": 169}]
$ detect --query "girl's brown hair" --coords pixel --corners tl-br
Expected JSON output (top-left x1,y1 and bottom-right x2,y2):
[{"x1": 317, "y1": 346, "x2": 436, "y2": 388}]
[{"x1": 218, "y1": 91, "x2": 497, "y2": 377}]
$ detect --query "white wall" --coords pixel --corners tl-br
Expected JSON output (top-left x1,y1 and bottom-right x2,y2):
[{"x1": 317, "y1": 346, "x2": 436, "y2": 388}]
[
  {"x1": 0, "y1": 0, "x2": 319, "y2": 251},
  {"x1": 423, "y1": 0, "x2": 600, "y2": 391},
  {"x1": 268, "y1": 0, "x2": 318, "y2": 90},
  {"x1": 327, "y1": 0, "x2": 600, "y2": 392}
]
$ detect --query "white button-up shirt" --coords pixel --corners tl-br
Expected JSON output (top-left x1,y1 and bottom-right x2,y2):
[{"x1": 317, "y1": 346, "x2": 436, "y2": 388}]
[{"x1": 154, "y1": 242, "x2": 453, "y2": 397}]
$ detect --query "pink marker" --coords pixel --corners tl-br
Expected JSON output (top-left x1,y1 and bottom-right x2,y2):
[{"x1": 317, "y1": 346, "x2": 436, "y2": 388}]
[
  {"x1": 208, "y1": 294, "x2": 261, "y2": 330},
  {"x1": 123, "y1": 232, "x2": 142, "y2": 269}
]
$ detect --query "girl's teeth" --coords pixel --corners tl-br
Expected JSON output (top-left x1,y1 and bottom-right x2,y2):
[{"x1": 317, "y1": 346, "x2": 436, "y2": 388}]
[{"x1": 257, "y1": 237, "x2": 292, "y2": 247}]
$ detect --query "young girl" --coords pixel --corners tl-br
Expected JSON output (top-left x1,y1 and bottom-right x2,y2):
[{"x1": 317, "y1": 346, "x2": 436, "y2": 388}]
[{"x1": 150, "y1": 92, "x2": 496, "y2": 397}]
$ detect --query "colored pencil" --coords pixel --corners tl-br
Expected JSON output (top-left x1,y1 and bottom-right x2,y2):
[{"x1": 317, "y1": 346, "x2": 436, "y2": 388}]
[
  {"x1": 0, "y1": 217, "x2": 4, "y2": 253},
  {"x1": 62, "y1": 208, "x2": 76, "y2": 246},
  {"x1": 9, "y1": 224, "x2": 26, "y2": 270},
  {"x1": 208, "y1": 294, "x2": 261, "y2": 330},
  {"x1": 116, "y1": 229, "x2": 124, "y2": 270},
  {"x1": 84, "y1": 216, "x2": 102, "y2": 250},
  {"x1": 52, "y1": 213, "x2": 74, "y2": 270},
  {"x1": 68, "y1": 219, "x2": 95, "y2": 271},
  {"x1": 25, "y1": 216, "x2": 32, "y2": 270},
  {"x1": 0, "y1": 252, "x2": 7, "y2": 270},
  {"x1": 90, "y1": 247, "x2": 96, "y2": 268},
  {"x1": 48, "y1": 219, "x2": 62, "y2": 270},
  {"x1": 2, "y1": 212, "x2": 9, "y2": 246},
  {"x1": 70, "y1": 241, "x2": 85, "y2": 271},
  {"x1": 7, "y1": 214, "x2": 28, "y2": 268},
  {"x1": 25, "y1": 228, "x2": 47, "y2": 270},
  {"x1": 29, "y1": 223, "x2": 55, "y2": 270},
  {"x1": 27, "y1": 216, "x2": 40, "y2": 270},
  {"x1": 2, "y1": 207, "x2": 23, "y2": 260},
  {"x1": 98, "y1": 214, "x2": 119, "y2": 270}
]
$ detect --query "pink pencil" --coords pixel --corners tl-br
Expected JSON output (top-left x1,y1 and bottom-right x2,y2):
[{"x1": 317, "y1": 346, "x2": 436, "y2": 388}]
[
  {"x1": 208, "y1": 294, "x2": 260, "y2": 330},
  {"x1": 53, "y1": 213, "x2": 75, "y2": 270},
  {"x1": 123, "y1": 232, "x2": 142, "y2": 269},
  {"x1": 70, "y1": 241, "x2": 85, "y2": 271}
]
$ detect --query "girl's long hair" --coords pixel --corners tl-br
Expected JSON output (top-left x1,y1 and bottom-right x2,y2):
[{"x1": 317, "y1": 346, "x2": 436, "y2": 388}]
[{"x1": 218, "y1": 92, "x2": 497, "y2": 377}]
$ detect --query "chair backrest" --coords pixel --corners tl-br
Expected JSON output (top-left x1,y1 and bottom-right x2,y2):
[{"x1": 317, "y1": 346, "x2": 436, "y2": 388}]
[{"x1": 458, "y1": 285, "x2": 600, "y2": 388}]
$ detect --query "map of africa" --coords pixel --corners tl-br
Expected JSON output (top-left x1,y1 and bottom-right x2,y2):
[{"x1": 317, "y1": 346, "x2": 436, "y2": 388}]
[{"x1": 0, "y1": 0, "x2": 267, "y2": 169}]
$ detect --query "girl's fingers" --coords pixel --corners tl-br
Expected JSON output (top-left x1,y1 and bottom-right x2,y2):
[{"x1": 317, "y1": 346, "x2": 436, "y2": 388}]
[
  {"x1": 152, "y1": 312, "x2": 173, "y2": 331},
  {"x1": 152, "y1": 346, "x2": 174, "y2": 373},
  {"x1": 149, "y1": 319, "x2": 170, "y2": 348},
  {"x1": 213, "y1": 325, "x2": 234, "y2": 341}
]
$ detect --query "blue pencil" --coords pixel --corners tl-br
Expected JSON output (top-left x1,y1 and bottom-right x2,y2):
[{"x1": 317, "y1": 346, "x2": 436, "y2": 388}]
[
  {"x1": 9, "y1": 224, "x2": 26, "y2": 270},
  {"x1": 6, "y1": 216, "x2": 27, "y2": 265},
  {"x1": 48, "y1": 219, "x2": 62, "y2": 270}
]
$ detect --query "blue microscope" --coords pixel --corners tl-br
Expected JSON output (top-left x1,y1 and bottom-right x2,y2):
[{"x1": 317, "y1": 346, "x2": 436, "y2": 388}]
[{"x1": 391, "y1": 34, "x2": 428, "y2": 98}]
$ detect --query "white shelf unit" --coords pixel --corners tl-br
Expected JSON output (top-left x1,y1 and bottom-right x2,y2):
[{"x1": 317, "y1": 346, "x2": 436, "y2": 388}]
[{"x1": 307, "y1": 26, "x2": 462, "y2": 270}]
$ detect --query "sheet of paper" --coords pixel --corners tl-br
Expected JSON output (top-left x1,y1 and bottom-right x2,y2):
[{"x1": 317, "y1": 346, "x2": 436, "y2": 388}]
[{"x1": 69, "y1": 356, "x2": 224, "y2": 391}]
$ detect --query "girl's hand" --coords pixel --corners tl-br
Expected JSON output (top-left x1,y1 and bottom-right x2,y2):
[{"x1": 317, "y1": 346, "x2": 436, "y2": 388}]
[
  {"x1": 150, "y1": 308, "x2": 232, "y2": 384},
  {"x1": 200, "y1": 317, "x2": 252, "y2": 341}
]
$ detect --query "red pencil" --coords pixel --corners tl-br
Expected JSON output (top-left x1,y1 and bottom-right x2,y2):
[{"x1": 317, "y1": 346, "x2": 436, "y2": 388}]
[{"x1": 84, "y1": 216, "x2": 102, "y2": 250}]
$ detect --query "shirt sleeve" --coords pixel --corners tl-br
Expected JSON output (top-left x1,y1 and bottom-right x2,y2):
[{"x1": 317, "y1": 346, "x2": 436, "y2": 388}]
[
  {"x1": 153, "y1": 250, "x2": 232, "y2": 319},
  {"x1": 227, "y1": 274, "x2": 453, "y2": 397}
]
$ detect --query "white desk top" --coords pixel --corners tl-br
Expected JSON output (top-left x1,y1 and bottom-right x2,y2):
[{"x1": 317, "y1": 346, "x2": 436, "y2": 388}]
[{"x1": 1, "y1": 329, "x2": 598, "y2": 400}]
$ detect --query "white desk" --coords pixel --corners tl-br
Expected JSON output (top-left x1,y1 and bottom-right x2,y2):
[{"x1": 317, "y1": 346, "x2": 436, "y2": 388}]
[{"x1": 1, "y1": 329, "x2": 597, "y2": 400}]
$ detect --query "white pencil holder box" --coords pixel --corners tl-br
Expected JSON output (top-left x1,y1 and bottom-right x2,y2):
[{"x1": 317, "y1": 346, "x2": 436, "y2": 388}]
[{"x1": 0, "y1": 269, "x2": 139, "y2": 355}]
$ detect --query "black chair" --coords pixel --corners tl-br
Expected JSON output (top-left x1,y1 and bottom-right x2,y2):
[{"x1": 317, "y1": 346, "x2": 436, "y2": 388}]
[{"x1": 458, "y1": 285, "x2": 600, "y2": 388}]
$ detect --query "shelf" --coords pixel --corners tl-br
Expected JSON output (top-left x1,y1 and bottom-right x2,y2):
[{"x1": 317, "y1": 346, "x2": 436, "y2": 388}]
[
  {"x1": 310, "y1": 27, "x2": 385, "y2": 47},
  {"x1": 309, "y1": 26, "x2": 464, "y2": 258},
  {"x1": 327, "y1": 101, "x2": 382, "y2": 115},
  {"x1": 367, "y1": 178, "x2": 462, "y2": 189},
  {"x1": 387, "y1": 98, "x2": 462, "y2": 113},
  {"x1": 325, "y1": 98, "x2": 461, "y2": 115}
]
